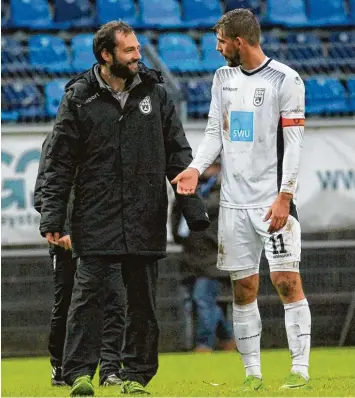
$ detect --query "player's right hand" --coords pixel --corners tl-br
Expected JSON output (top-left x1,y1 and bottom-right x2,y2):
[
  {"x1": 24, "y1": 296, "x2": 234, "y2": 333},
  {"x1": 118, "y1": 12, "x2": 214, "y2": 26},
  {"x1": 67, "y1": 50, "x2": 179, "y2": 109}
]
[
  {"x1": 45, "y1": 232, "x2": 60, "y2": 246},
  {"x1": 58, "y1": 234, "x2": 72, "y2": 251},
  {"x1": 171, "y1": 168, "x2": 200, "y2": 195}
]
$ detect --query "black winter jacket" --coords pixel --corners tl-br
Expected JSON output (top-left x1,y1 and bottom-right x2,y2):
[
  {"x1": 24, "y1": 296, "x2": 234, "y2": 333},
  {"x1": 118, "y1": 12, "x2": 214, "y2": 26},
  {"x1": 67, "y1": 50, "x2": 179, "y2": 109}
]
[{"x1": 39, "y1": 64, "x2": 209, "y2": 258}]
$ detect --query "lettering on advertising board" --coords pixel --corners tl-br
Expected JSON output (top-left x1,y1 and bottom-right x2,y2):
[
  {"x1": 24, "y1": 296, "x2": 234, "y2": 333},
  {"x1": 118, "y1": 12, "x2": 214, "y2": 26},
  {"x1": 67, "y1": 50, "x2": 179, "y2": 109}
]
[{"x1": 1, "y1": 142, "x2": 42, "y2": 245}]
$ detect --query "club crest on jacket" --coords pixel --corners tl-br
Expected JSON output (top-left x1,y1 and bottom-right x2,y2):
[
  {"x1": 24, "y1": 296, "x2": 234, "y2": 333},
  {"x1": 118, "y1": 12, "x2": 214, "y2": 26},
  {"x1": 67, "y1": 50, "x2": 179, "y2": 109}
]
[{"x1": 139, "y1": 96, "x2": 152, "y2": 115}]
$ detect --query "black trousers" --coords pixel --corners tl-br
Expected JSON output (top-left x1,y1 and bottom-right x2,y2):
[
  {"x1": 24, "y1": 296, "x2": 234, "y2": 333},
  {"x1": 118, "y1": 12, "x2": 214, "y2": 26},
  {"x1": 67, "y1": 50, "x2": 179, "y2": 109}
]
[
  {"x1": 62, "y1": 255, "x2": 159, "y2": 387},
  {"x1": 49, "y1": 249, "x2": 126, "y2": 383}
]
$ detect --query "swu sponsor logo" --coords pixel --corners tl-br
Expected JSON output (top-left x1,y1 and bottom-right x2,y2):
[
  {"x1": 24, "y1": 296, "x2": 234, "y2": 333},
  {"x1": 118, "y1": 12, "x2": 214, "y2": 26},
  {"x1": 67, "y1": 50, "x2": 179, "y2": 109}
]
[
  {"x1": 231, "y1": 129, "x2": 252, "y2": 140},
  {"x1": 317, "y1": 170, "x2": 355, "y2": 190},
  {"x1": 230, "y1": 111, "x2": 254, "y2": 142}
]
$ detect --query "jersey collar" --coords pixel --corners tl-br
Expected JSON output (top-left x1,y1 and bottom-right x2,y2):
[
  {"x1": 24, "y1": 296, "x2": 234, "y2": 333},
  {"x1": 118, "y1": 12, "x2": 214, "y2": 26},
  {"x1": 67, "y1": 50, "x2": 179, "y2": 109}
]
[{"x1": 241, "y1": 58, "x2": 272, "y2": 76}]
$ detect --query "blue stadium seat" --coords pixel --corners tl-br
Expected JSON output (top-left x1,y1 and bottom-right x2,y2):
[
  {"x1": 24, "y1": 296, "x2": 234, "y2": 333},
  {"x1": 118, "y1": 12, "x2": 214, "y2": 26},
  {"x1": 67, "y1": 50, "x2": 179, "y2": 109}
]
[
  {"x1": 182, "y1": 80, "x2": 212, "y2": 117},
  {"x1": 138, "y1": 0, "x2": 181, "y2": 28},
  {"x1": 2, "y1": 0, "x2": 10, "y2": 27},
  {"x1": 225, "y1": 0, "x2": 262, "y2": 18},
  {"x1": 328, "y1": 32, "x2": 355, "y2": 70},
  {"x1": 10, "y1": 0, "x2": 53, "y2": 28},
  {"x1": 201, "y1": 33, "x2": 225, "y2": 72},
  {"x1": 1, "y1": 83, "x2": 45, "y2": 118},
  {"x1": 45, "y1": 79, "x2": 67, "y2": 117},
  {"x1": 305, "y1": 77, "x2": 349, "y2": 115},
  {"x1": 158, "y1": 34, "x2": 202, "y2": 72},
  {"x1": 346, "y1": 79, "x2": 355, "y2": 111},
  {"x1": 307, "y1": 0, "x2": 349, "y2": 26},
  {"x1": 71, "y1": 34, "x2": 96, "y2": 72},
  {"x1": 260, "y1": 33, "x2": 285, "y2": 61},
  {"x1": 181, "y1": 0, "x2": 222, "y2": 28},
  {"x1": 1, "y1": 37, "x2": 30, "y2": 73},
  {"x1": 136, "y1": 34, "x2": 153, "y2": 68},
  {"x1": 266, "y1": 0, "x2": 308, "y2": 27},
  {"x1": 350, "y1": 0, "x2": 355, "y2": 22},
  {"x1": 29, "y1": 35, "x2": 71, "y2": 73},
  {"x1": 97, "y1": 0, "x2": 138, "y2": 26},
  {"x1": 1, "y1": 111, "x2": 20, "y2": 122},
  {"x1": 285, "y1": 33, "x2": 326, "y2": 71},
  {"x1": 54, "y1": 0, "x2": 95, "y2": 27}
]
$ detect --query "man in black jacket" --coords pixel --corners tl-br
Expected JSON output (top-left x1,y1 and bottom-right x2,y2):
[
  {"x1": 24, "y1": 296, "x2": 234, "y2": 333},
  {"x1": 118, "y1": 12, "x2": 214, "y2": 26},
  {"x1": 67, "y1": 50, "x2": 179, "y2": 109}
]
[
  {"x1": 39, "y1": 20, "x2": 209, "y2": 397},
  {"x1": 34, "y1": 136, "x2": 126, "y2": 388}
]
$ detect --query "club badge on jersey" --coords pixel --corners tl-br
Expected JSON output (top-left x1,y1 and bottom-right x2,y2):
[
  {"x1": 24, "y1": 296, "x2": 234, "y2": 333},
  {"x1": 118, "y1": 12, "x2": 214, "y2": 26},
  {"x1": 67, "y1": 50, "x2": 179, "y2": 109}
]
[{"x1": 253, "y1": 88, "x2": 265, "y2": 106}]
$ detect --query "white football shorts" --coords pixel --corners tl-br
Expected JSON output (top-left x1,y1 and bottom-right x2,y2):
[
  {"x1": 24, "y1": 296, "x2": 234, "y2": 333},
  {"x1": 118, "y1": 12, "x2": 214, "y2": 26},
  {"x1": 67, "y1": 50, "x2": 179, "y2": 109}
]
[{"x1": 217, "y1": 207, "x2": 301, "y2": 272}]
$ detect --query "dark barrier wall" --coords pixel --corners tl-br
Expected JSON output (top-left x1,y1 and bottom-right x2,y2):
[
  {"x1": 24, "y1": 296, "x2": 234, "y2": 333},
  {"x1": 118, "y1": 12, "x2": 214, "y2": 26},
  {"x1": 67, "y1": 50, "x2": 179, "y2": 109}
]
[{"x1": 2, "y1": 248, "x2": 355, "y2": 357}]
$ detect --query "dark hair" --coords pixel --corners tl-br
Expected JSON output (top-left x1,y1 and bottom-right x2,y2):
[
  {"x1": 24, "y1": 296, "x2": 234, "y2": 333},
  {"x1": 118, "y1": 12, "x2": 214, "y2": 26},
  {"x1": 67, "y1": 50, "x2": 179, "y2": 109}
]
[
  {"x1": 213, "y1": 9, "x2": 261, "y2": 46},
  {"x1": 93, "y1": 20, "x2": 134, "y2": 64}
]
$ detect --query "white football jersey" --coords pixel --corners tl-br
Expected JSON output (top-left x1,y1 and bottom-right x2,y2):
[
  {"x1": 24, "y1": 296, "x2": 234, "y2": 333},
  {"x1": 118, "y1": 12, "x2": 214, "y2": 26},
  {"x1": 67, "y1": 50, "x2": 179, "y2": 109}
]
[{"x1": 191, "y1": 58, "x2": 305, "y2": 209}]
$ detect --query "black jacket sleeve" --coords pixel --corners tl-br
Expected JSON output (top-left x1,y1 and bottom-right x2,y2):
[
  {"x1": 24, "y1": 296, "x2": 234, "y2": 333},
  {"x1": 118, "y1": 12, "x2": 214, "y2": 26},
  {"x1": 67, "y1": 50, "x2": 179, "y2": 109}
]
[
  {"x1": 161, "y1": 88, "x2": 210, "y2": 232},
  {"x1": 39, "y1": 92, "x2": 79, "y2": 236},
  {"x1": 34, "y1": 133, "x2": 51, "y2": 214}
]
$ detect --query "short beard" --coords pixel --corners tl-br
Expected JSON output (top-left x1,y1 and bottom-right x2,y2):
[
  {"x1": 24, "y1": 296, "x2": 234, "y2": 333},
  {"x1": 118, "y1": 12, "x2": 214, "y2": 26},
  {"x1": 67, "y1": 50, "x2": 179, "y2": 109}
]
[
  {"x1": 225, "y1": 51, "x2": 241, "y2": 67},
  {"x1": 109, "y1": 58, "x2": 139, "y2": 79}
]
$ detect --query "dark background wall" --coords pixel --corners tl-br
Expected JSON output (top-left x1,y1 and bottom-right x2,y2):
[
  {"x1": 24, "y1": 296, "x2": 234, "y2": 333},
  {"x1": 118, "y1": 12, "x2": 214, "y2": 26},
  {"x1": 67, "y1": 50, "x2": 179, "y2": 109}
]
[{"x1": 2, "y1": 247, "x2": 355, "y2": 357}]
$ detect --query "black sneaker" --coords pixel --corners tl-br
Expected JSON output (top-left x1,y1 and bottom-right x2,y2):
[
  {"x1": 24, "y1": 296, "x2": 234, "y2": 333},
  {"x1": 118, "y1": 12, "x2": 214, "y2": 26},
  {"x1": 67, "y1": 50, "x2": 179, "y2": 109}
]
[
  {"x1": 101, "y1": 374, "x2": 123, "y2": 386},
  {"x1": 51, "y1": 366, "x2": 67, "y2": 386}
]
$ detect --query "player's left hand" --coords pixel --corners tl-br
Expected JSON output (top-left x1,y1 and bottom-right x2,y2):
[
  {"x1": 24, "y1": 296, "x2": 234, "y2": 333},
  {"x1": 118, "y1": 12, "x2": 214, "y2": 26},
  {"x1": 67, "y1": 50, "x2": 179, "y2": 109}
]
[{"x1": 264, "y1": 193, "x2": 292, "y2": 233}]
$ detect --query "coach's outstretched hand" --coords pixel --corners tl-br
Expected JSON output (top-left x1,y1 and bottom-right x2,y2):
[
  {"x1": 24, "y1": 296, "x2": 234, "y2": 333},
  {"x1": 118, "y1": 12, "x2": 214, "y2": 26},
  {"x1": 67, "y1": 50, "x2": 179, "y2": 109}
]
[{"x1": 171, "y1": 168, "x2": 200, "y2": 195}]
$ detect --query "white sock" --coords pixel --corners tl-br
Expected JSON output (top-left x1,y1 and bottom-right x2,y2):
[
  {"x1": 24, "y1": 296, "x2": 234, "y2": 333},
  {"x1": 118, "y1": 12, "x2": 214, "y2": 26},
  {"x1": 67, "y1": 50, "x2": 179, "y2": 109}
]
[
  {"x1": 284, "y1": 298, "x2": 311, "y2": 379},
  {"x1": 233, "y1": 300, "x2": 262, "y2": 379}
]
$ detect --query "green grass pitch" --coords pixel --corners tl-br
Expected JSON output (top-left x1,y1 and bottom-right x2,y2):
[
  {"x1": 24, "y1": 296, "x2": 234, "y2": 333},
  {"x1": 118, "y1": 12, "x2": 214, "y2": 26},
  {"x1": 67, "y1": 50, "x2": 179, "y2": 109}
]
[{"x1": 2, "y1": 347, "x2": 354, "y2": 397}]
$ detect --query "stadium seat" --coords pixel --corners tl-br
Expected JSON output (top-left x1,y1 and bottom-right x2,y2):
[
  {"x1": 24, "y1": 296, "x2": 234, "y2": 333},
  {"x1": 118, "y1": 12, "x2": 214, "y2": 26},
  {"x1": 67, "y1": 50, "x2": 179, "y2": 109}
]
[
  {"x1": 285, "y1": 33, "x2": 326, "y2": 72},
  {"x1": 350, "y1": 0, "x2": 355, "y2": 22},
  {"x1": 1, "y1": 111, "x2": 20, "y2": 122},
  {"x1": 136, "y1": 34, "x2": 153, "y2": 68},
  {"x1": 225, "y1": 0, "x2": 262, "y2": 18},
  {"x1": 2, "y1": 0, "x2": 10, "y2": 27},
  {"x1": 346, "y1": 79, "x2": 355, "y2": 111},
  {"x1": 181, "y1": 0, "x2": 222, "y2": 28},
  {"x1": 201, "y1": 33, "x2": 226, "y2": 72},
  {"x1": 225, "y1": 0, "x2": 264, "y2": 22},
  {"x1": 307, "y1": 0, "x2": 349, "y2": 26},
  {"x1": 260, "y1": 33, "x2": 285, "y2": 61},
  {"x1": 10, "y1": 0, "x2": 53, "y2": 28},
  {"x1": 182, "y1": 80, "x2": 212, "y2": 117},
  {"x1": 266, "y1": 0, "x2": 308, "y2": 27},
  {"x1": 97, "y1": 0, "x2": 138, "y2": 26},
  {"x1": 138, "y1": 0, "x2": 181, "y2": 28},
  {"x1": 328, "y1": 32, "x2": 355, "y2": 71},
  {"x1": 305, "y1": 77, "x2": 349, "y2": 115},
  {"x1": 29, "y1": 35, "x2": 71, "y2": 73},
  {"x1": 71, "y1": 34, "x2": 96, "y2": 72},
  {"x1": 44, "y1": 79, "x2": 67, "y2": 117},
  {"x1": 54, "y1": 0, "x2": 95, "y2": 27},
  {"x1": 1, "y1": 83, "x2": 45, "y2": 118},
  {"x1": 1, "y1": 37, "x2": 30, "y2": 73},
  {"x1": 158, "y1": 34, "x2": 202, "y2": 72}
]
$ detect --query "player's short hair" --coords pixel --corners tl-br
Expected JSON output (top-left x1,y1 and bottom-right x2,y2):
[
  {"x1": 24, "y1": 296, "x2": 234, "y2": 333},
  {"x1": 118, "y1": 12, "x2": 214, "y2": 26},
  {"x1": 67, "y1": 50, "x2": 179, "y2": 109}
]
[
  {"x1": 93, "y1": 20, "x2": 134, "y2": 64},
  {"x1": 213, "y1": 9, "x2": 261, "y2": 46}
]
